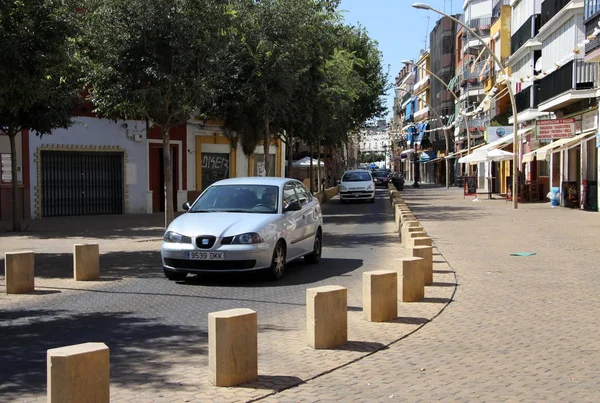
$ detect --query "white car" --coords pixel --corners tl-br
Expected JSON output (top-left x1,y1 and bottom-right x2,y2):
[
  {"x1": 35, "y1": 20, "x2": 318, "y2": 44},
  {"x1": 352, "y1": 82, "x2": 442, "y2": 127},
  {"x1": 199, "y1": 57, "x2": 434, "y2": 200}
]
[
  {"x1": 338, "y1": 169, "x2": 375, "y2": 203},
  {"x1": 161, "y1": 177, "x2": 323, "y2": 281}
]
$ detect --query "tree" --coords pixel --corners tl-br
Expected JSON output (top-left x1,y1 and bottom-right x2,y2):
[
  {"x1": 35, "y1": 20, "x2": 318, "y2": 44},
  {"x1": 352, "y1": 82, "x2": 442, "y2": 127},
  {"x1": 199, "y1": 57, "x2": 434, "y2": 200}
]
[
  {"x1": 0, "y1": 0, "x2": 80, "y2": 231},
  {"x1": 81, "y1": 0, "x2": 226, "y2": 227}
]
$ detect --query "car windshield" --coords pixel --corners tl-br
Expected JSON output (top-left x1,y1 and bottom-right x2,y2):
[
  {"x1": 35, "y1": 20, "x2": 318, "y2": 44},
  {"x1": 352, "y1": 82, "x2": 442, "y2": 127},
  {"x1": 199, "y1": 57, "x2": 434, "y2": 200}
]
[
  {"x1": 189, "y1": 185, "x2": 279, "y2": 214},
  {"x1": 342, "y1": 172, "x2": 371, "y2": 182},
  {"x1": 371, "y1": 171, "x2": 388, "y2": 178}
]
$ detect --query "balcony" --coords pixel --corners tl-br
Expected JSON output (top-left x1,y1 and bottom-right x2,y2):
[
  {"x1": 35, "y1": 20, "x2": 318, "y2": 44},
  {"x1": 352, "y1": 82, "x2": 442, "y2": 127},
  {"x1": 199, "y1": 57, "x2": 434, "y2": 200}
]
[
  {"x1": 585, "y1": 0, "x2": 600, "y2": 20},
  {"x1": 537, "y1": 60, "x2": 598, "y2": 111},
  {"x1": 511, "y1": 15, "x2": 541, "y2": 54},
  {"x1": 492, "y1": 0, "x2": 510, "y2": 25},
  {"x1": 584, "y1": 12, "x2": 600, "y2": 60},
  {"x1": 469, "y1": 15, "x2": 492, "y2": 31},
  {"x1": 541, "y1": 0, "x2": 571, "y2": 28},
  {"x1": 515, "y1": 85, "x2": 538, "y2": 113}
]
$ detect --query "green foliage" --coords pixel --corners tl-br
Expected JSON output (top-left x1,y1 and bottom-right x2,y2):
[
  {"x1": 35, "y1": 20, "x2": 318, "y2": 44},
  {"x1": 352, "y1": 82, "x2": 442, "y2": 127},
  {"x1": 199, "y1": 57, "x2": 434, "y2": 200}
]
[{"x1": 0, "y1": 0, "x2": 80, "y2": 136}]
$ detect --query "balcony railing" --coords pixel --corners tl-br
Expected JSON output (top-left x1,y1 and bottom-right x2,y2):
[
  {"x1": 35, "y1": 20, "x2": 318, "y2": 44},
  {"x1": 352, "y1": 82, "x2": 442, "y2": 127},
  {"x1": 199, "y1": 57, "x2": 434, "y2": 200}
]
[
  {"x1": 585, "y1": 0, "x2": 600, "y2": 20},
  {"x1": 585, "y1": 13, "x2": 600, "y2": 55},
  {"x1": 538, "y1": 60, "x2": 597, "y2": 104},
  {"x1": 541, "y1": 0, "x2": 570, "y2": 28},
  {"x1": 492, "y1": 0, "x2": 510, "y2": 25},
  {"x1": 469, "y1": 15, "x2": 492, "y2": 31},
  {"x1": 511, "y1": 14, "x2": 541, "y2": 54},
  {"x1": 515, "y1": 85, "x2": 538, "y2": 113}
]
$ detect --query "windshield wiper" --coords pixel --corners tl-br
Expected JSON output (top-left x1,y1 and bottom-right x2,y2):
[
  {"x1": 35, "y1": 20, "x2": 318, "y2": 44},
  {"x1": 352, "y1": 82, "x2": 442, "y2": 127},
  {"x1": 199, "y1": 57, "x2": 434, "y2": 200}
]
[
  {"x1": 189, "y1": 209, "x2": 211, "y2": 213},
  {"x1": 220, "y1": 209, "x2": 249, "y2": 213}
]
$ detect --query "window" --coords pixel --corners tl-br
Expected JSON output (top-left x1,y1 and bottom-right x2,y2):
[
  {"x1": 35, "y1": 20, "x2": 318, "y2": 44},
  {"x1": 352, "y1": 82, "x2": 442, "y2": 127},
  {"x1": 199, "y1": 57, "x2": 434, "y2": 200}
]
[
  {"x1": 190, "y1": 184, "x2": 279, "y2": 213},
  {"x1": 1, "y1": 154, "x2": 12, "y2": 183},
  {"x1": 293, "y1": 182, "x2": 313, "y2": 205},
  {"x1": 283, "y1": 183, "x2": 299, "y2": 209},
  {"x1": 585, "y1": 0, "x2": 600, "y2": 20}
]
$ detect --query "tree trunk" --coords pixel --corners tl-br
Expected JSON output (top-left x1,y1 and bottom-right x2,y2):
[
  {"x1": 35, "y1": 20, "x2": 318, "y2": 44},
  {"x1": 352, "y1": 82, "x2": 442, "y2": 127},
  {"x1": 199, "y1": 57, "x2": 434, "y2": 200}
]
[
  {"x1": 317, "y1": 137, "x2": 322, "y2": 192},
  {"x1": 8, "y1": 132, "x2": 21, "y2": 232},
  {"x1": 287, "y1": 128, "x2": 293, "y2": 178},
  {"x1": 309, "y1": 143, "x2": 314, "y2": 192},
  {"x1": 161, "y1": 126, "x2": 174, "y2": 228},
  {"x1": 263, "y1": 119, "x2": 270, "y2": 176}
]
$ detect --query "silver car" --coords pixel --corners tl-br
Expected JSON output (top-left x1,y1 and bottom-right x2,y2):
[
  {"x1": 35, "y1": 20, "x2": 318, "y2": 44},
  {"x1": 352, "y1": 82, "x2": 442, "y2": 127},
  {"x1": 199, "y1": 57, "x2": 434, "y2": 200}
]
[
  {"x1": 161, "y1": 177, "x2": 323, "y2": 281},
  {"x1": 339, "y1": 169, "x2": 375, "y2": 203}
]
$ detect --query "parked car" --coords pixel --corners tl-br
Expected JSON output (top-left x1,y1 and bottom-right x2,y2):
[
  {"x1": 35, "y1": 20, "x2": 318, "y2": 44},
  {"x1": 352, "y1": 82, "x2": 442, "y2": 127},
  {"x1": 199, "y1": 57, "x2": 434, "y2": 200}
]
[
  {"x1": 371, "y1": 170, "x2": 391, "y2": 187},
  {"x1": 338, "y1": 169, "x2": 375, "y2": 203},
  {"x1": 161, "y1": 177, "x2": 323, "y2": 281}
]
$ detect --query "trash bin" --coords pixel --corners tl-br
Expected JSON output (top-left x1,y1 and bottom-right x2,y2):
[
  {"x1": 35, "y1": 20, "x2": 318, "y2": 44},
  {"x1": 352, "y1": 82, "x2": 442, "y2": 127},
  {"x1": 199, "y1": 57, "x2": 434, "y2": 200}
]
[{"x1": 547, "y1": 186, "x2": 560, "y2": 207}]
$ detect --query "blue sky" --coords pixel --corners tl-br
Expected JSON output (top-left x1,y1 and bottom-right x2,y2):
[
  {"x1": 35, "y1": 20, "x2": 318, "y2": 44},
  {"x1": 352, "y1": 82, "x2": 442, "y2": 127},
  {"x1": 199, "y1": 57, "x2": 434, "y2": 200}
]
[{"x1": 339, "y1": 0, "x2": 460, "y2": 121}]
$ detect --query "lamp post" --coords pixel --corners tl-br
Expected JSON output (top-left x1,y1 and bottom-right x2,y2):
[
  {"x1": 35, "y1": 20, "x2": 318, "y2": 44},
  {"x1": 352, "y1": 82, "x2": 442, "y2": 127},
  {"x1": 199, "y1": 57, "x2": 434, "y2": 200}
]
[
  {"x1": 402, "y1": 59, "x2": 469, "y2": 189},
  {"x1": 412, "y1": 2, "x2": 519, "y2": 208}
]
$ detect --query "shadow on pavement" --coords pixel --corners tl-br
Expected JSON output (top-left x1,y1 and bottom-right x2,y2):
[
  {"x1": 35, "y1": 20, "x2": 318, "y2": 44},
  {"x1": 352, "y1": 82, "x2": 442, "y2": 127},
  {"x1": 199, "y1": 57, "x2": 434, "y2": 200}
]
[
  {"x1": 0, "y1": 214, "x2": 165, "y2": 240},
  {"x1": 0, "y1": 308, "x2": 207, "y2": 400},
  {"x1": 337, "y1": 341, "x2": 388, "y2": 353},
  {"x1": 0, "y1": 251, "x2": 162, "y2": 280},
  {"x1": 182, "y1": 257, "x2": 363, "y2": 287},
  {"x1": 324, "y1": 233, "x2": 398, "y2": 248},
  {"x1": 392, "y1": 317, "x2": 430, "y2": 325}
]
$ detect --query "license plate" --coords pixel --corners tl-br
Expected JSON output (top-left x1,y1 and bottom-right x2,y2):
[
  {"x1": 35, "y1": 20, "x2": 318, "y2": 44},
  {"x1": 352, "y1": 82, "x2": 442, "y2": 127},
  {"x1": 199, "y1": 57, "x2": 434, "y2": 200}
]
[
  {"x1": 188, "y1": 251, "x2": 224, "y2": 260},
  {"x1": 353, "y1": 192, "x2": 361, "y2": 196}
]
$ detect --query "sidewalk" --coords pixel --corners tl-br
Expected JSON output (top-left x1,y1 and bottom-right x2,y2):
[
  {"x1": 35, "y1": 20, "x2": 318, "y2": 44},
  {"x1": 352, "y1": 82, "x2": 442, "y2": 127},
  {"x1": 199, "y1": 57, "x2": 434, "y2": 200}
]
[{"x1": 267, "y1": 185, "x2": 600, "y2": 401}]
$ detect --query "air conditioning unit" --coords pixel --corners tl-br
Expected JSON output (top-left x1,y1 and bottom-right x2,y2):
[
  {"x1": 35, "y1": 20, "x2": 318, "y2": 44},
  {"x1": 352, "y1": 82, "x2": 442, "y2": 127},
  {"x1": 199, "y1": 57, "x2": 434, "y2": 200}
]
[{"x1": 134, "y1": 133, "x2": 144, "y2": 142}]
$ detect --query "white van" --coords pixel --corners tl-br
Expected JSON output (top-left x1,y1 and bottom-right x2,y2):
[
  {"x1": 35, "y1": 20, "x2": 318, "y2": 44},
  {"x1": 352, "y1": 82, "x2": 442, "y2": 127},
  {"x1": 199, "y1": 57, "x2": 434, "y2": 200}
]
[{"x1": 338, "y1": 169, "x2": 375, "y2": 203}]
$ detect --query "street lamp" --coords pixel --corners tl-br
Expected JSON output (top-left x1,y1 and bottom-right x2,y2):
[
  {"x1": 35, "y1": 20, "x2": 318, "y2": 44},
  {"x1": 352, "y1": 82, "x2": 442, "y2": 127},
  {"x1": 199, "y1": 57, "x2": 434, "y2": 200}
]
[
  {"x1": 412, "y1": 2, "x2": 520, "y2": 209},
  {"x1": 402, "y1": 59, "x2": 470, "y2": 188}
]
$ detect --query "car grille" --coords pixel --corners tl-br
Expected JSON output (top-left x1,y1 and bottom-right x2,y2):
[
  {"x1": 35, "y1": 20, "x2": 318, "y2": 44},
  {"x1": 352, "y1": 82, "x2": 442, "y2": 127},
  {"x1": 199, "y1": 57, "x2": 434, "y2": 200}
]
[
  {"x1": 221, "y1": 236, "x2": 234, "y2": 245},
  {"x1": 195, "y1": 236, "x2": 216, "y2": 249},
  {"x1": 164, "y1": 258, "x2": 256, "y2": 271}
]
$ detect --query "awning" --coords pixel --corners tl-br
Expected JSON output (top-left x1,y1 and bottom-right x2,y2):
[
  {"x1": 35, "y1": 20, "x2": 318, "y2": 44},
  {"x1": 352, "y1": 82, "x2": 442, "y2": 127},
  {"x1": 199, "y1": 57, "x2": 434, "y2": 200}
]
[
  {"x1": 522, "y1": 134, "x2": 584, "y2": 163},
  {"x1": 424, "y1": 157, "x2": 443, "y2": 164},
  {"x1": 550, "y1": 130, "x2": 597, "y2": 154}
]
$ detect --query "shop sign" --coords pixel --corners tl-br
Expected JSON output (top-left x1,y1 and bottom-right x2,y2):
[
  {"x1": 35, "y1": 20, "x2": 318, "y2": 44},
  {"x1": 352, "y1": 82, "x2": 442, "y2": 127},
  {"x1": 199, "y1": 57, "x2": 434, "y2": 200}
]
[
  {"x1": 537, "y1": 118, "x2": 575, "y2": 139},
  {"x1": 485, "y1": 126, "x2": 513, "y2": 142}
]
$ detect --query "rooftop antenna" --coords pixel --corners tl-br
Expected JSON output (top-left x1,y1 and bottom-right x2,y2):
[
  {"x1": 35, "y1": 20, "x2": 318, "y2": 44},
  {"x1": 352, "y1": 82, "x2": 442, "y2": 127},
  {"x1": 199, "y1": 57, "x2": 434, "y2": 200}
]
[{"x1": 424, "y1": 16, "x2": 430, "y2": 49}]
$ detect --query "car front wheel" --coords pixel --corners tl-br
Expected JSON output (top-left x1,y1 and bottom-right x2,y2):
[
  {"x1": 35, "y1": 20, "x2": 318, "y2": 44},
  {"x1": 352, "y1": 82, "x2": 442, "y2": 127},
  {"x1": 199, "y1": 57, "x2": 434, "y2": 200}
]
[
  {"x1": 164, "y1": 268, "x2": 187, "y2": 281},
  {"x1": 267, "y1": 240, "x2": 286, "y2": 281}
]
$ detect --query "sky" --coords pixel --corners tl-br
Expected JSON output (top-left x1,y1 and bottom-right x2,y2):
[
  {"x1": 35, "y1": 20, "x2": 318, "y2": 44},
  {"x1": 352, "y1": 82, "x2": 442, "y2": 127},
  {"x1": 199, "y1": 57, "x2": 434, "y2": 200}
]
[{"x1": 339, "y1": 0, "x2": 461, "y2": 121}]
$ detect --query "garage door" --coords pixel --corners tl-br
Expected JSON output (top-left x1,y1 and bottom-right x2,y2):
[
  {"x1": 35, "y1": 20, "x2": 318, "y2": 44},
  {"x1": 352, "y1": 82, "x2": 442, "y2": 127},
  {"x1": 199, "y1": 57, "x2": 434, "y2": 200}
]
[{"x1": 41, "y1": 150, "x2": 124, "y2": 217}]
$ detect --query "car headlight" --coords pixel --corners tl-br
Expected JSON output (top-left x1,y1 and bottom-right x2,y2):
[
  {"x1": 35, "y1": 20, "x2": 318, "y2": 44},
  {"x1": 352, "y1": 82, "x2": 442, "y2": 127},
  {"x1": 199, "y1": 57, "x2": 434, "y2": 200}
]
[
  {"x1": 340, "y1": 185, "x2": 347, "y2": 191},
  {"x1": 232, "y1": 232, "x2": 264, "y2": 244},
  {"x1": 366, "y1": 183, "x2": 374, "y2": 190},
  {"x1": 163, "y1": 231, "x2": 192, "y2": 243}
]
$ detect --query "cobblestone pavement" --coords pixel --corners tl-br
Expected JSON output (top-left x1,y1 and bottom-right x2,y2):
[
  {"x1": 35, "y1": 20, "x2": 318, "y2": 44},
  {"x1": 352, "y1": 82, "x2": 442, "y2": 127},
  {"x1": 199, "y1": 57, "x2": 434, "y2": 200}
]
[
  {"x1": 265, "y1": 186, "x2": 600, "y2": 402},
  {"x1": 0, "y1": 188, "x2": 455, "y2": 402}
]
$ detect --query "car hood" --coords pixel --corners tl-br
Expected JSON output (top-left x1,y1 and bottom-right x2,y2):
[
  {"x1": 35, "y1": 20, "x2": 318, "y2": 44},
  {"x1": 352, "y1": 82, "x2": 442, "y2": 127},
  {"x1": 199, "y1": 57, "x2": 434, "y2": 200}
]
[
  {"x1": 167, "y1": 212, "x2": 279, "y2": 237},
  {"x1": 340, "y1": 180, "x2": 373, "y2": 190}
]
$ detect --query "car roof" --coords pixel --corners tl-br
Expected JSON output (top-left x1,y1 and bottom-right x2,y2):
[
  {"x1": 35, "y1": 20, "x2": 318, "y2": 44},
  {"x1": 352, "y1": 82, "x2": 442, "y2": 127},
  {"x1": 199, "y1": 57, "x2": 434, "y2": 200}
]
[
  {"x1": 343, "y1": 169, "x2": 371, "y2": 174},
  {"x1": 211, "y1": 177, "x2": 299, "y2": 187}
]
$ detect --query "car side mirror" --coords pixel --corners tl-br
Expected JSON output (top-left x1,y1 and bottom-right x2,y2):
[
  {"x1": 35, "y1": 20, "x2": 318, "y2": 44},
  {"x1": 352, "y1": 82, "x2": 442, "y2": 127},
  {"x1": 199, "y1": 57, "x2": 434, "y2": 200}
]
[
  {"x1": 182, "y1": 202, "x2": 191, "y2": 211},
  {"x1": 284, "y1": 201, "x2": 302, "y2": 212}
]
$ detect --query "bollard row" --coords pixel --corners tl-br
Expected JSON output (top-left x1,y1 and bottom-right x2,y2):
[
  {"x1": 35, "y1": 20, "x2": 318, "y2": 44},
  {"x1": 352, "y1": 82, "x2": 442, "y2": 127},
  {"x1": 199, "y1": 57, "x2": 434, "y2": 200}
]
[{"x1": 4, "y1": 244, "x2": 100, "y2": 294}]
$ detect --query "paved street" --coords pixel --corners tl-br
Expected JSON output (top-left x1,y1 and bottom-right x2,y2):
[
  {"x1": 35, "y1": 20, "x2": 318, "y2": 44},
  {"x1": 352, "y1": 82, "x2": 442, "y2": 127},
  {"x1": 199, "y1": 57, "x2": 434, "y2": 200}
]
[
  {"x1": 0, "y1": 188, "x2": 454, "y2": 402},
  {"x1": 2, "y1": 185, "x2": 599, "y2": 402}
]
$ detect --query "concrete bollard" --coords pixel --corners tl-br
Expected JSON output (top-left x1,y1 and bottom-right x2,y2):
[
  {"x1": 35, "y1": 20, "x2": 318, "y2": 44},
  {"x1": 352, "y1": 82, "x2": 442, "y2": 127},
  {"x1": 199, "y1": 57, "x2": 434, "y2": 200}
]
[
  {"x1": 405, "y1": 231, "x2": 428, "y2": 249},
  {"x1": 47, "y1": 342, "x2": 110, "y2": 403},
  {"x1": 398, "y1": 257, "x2": 425, "y2": 302},
  {"x1": 402, "y1": 226, "x2": 424, "y2": 245},
  {"x1": 363, "y1": 270, "x2": 398, "y2": 322},
  {"x1": 400, "y1": 221, "x2": 420, "y2": 244},
  {"x1": 5, "y1": 251, "x2": 34, "y2": 294},
  {"x1": 411, "y1": 237, "x2": 432, "y2": 248},
  {"x1": 409, "y1": 245, "x2": 433, "y2": 285},
  {"x1": 73, "y1": 244, "x2": 100, "y2": 281},
  {"x1": 307, "y1": 285, "x2": 347, "y2": 349},
  {"x1": 209, "y1": 308, "x2": 258, "y2": 386}
]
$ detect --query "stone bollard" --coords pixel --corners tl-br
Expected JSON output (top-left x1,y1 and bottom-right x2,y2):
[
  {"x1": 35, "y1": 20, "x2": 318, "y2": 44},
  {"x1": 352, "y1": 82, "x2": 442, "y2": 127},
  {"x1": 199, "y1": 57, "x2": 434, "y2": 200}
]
[
  {"x1": 363, "y1": 270, "x2": 398, "y2": 322},
  {"x1": 402, "y1": 225, "x2": 424, "y2": 245},
  {"x1": 73, "y1": 244, "x2": 100, "y2": 281},
  {"x1": 398, "y1": 257, "x2": 425, "y2": 302},
  {"x1": 47, "y1": 342, "x2": 110, "y2": 403},
  {"x1": 409, "y1": 245, "x2": 433, "y2": 285},
  {"x1": 411, "y1": 237, "x2": 432, "y2": 248},
  {"x1": 400, "y1": 221, "x2": 420, "y2": 244},
  {"x1": 5, "y1": 251, "x2": 34, "y2": 294},
  {"x1": 209, "y1": 308, "x2": 257, "y2": 386},
  {"x1": 404, "y1": 231, "x2": 428, "y2": 249},
  {"x1": 307, "y1": 285, "x2": 347, "y2": 349}
]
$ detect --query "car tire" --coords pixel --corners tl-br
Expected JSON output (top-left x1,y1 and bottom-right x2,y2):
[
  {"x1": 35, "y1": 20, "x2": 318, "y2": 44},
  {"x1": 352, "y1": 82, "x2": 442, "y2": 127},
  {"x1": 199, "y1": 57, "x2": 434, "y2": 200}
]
[
  {"x1": 267, "y1": 240, "x2": 286, "y2": 281},
  {"x1": 304, "y1": 229, "x2": 322, "y2": 264},
  {"x1": 163, "y1": 268, "x2": 187, "y2": 281}
]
